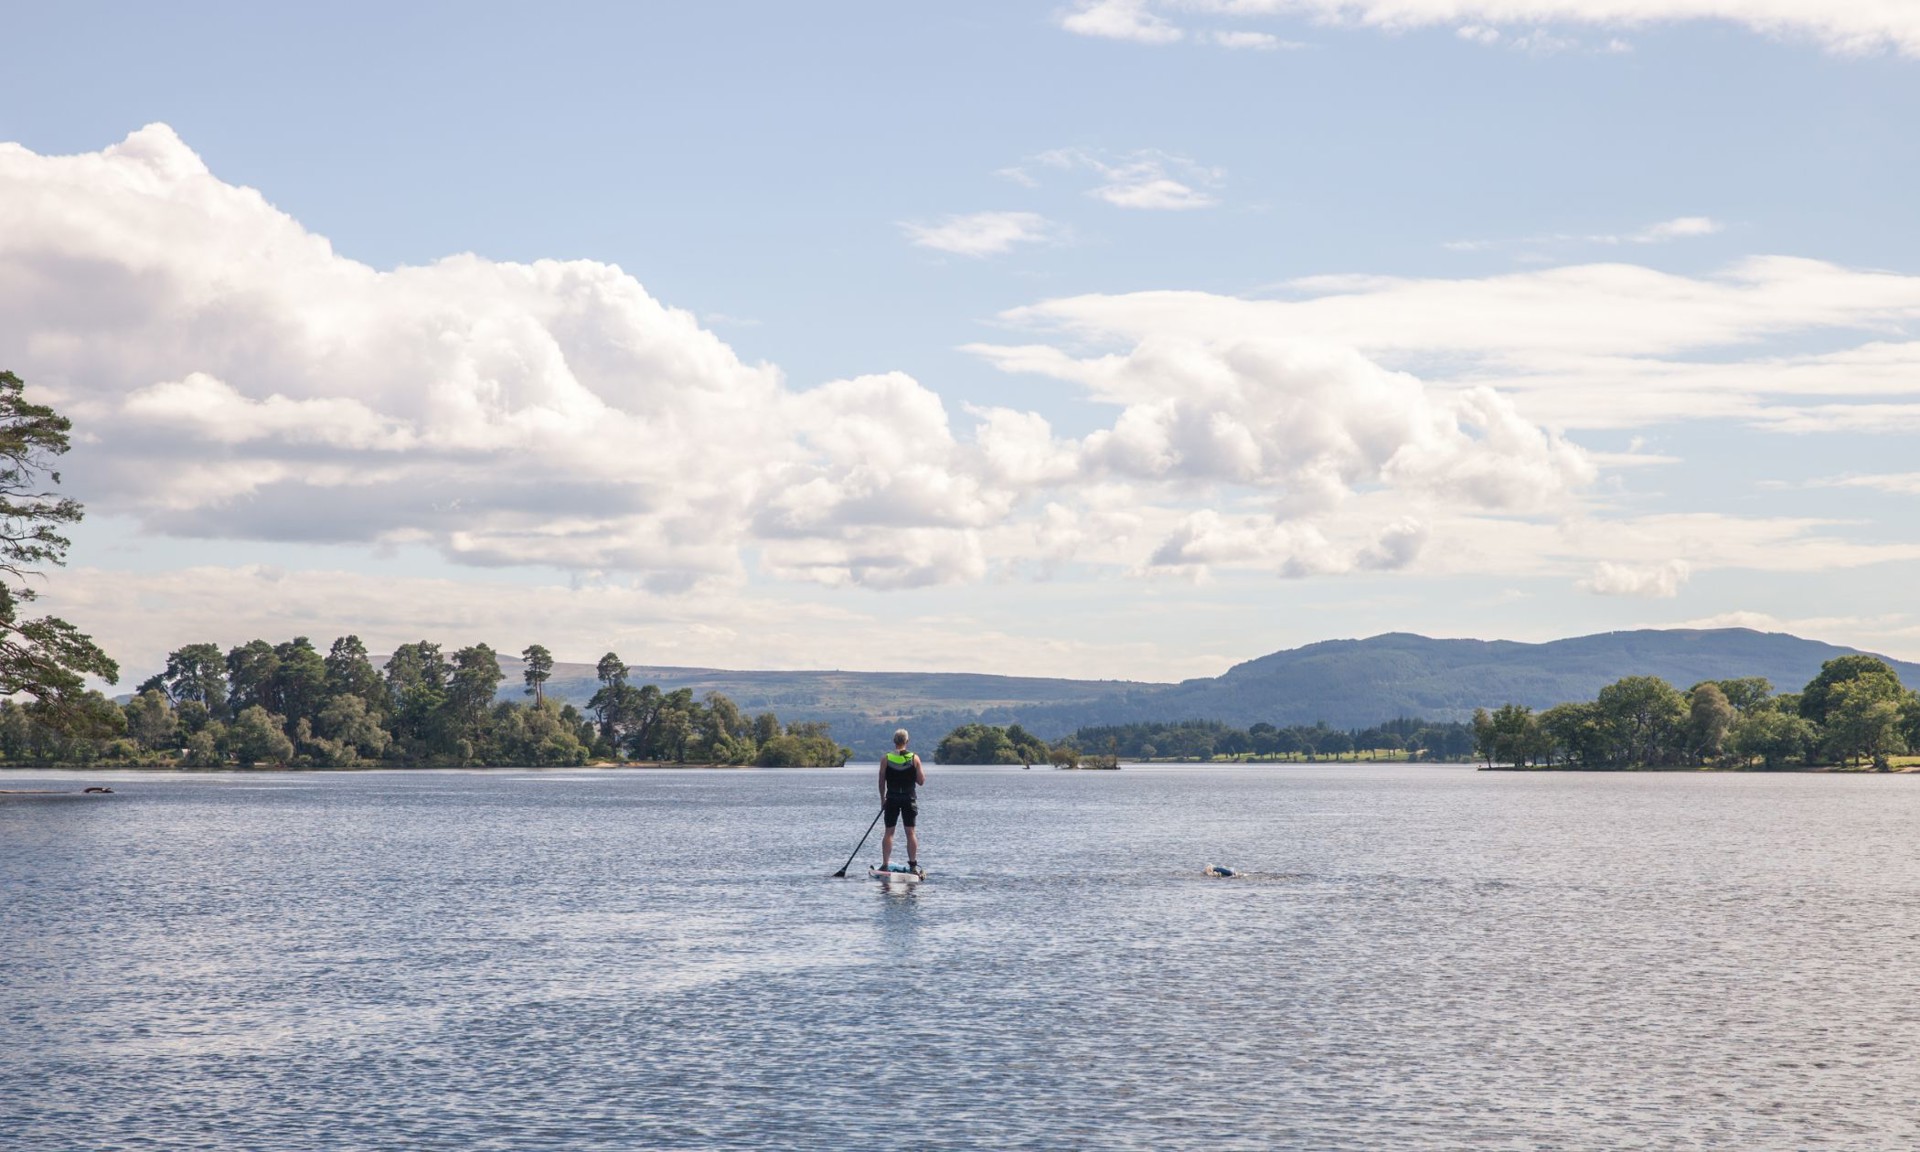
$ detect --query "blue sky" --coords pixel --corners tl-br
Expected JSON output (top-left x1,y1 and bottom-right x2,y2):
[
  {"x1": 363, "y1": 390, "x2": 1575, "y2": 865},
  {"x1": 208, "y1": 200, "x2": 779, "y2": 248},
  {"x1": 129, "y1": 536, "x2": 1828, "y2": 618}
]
[{"x1": 4, "y1": 1, "x2": 1920, "y2": 682}]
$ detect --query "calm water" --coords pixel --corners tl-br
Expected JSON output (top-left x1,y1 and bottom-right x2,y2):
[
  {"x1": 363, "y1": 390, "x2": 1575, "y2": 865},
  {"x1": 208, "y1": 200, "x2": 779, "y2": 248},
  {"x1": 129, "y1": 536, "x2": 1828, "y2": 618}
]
[{"x1": 4, "y1": 765, "x2": 1919, "y2": 1150}]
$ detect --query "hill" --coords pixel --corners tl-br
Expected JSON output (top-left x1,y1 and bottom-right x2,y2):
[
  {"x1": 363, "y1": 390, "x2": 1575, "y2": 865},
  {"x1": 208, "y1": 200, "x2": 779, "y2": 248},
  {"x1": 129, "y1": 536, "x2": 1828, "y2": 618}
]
[
  {"x1": 507, "y1": 628, "x2": 1920, "y2": 757},
  {"x1": 1129, "y1": 629, "x2": 1920, "y2": 728},
  {"x1": 500, "y1": 659, "x2": 1148, "y2": 758}
]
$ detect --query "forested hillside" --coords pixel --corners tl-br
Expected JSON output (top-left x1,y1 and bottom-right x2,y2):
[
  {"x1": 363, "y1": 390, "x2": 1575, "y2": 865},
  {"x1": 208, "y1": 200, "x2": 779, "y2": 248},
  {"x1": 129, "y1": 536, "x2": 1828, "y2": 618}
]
[
  {"x1": 60, "y1": 627, "x2": 1920, "y2": 766},
  {"x1": 519, "y1": 629, "x2": 1920, "y2": 756}
]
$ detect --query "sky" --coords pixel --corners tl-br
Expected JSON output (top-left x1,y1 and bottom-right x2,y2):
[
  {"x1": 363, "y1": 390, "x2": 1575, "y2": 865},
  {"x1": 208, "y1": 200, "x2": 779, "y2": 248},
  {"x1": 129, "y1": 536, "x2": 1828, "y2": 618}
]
[{"x1": 3, "y1": 0, "x2": 1919, "y2": 684}]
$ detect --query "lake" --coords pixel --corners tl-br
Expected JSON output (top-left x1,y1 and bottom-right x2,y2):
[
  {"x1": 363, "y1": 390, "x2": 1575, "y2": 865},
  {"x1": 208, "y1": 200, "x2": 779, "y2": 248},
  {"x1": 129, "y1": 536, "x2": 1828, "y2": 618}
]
[{"x1": 4, "y1": 764, "x2": 1918, "y2": 1149}]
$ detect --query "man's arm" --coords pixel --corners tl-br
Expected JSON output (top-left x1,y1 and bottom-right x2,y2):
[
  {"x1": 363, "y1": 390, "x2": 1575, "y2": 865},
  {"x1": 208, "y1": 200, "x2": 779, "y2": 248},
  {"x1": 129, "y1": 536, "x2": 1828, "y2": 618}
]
[
  {"x1": 878, "y1": 758, "x2": 888, "y2": 801},
  {"x1": 914, "y1": 754, "x2": 926, "y2": 786}
]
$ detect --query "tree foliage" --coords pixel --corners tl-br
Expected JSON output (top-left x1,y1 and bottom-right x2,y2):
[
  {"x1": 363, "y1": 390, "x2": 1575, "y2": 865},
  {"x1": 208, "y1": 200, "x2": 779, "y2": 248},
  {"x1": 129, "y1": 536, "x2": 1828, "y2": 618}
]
[
  {"x1": 1486, "y1": 658, "x2": 1917, "y2": 770},
  {"x1": 521, "y1": 644, "x2": 554, "y2": 702},
  {"x1": 933, "y1": 723, "x2": 1051, "y2": 765},
  {"x1": 929, "y1": 715, "x2": 1480, "y2": 765},
  {"x1": 0, "y1": 635, "x2": 848, "y2": 768},
  {"x1": 1058, "y1": 717, "x2": 1477, "y2": 762},
  {"x1": 0, "y1": 370, "x2": 117, "y2": 713}
]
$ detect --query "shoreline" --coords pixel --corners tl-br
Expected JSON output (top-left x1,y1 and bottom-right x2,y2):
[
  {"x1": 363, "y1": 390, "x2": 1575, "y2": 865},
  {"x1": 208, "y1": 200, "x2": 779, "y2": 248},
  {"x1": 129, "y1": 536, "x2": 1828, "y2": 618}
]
[
  {"x1": 0, "y1": 761, "x2": 808, "y2": 775},
  {"x1": 1478, "y1": 764, "x2": 1920, "y2": 773}
]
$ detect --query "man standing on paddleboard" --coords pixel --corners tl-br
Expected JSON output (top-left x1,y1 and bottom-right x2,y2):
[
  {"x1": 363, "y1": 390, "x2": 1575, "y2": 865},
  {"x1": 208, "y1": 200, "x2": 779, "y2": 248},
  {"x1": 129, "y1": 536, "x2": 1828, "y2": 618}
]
[{"x1": 879, "y1": 728, "x2": 926, "y2": 875}]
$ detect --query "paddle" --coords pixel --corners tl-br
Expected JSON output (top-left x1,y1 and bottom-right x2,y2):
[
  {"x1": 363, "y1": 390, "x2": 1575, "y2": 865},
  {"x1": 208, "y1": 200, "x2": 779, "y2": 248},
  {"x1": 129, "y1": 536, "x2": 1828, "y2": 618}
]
[{"x1": 832, "y1": 806, "x2": 885, "y2": 878}]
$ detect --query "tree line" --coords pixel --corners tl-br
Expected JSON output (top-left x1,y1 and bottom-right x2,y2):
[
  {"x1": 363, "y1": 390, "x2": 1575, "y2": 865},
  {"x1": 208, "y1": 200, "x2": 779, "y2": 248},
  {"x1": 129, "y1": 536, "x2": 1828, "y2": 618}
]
[
  {"x1": 0, "y1": 370, "x2": 120, "y2": 728},
  {"x1": 0, "y1": 638, "x2": 850, "y2": 768},
  {"x1": 1473, "y1": 655, "x2": 1920, "y2": 770},
  {"x1": 935, "y1": 716, "x2": 1480, "y2": 765}
]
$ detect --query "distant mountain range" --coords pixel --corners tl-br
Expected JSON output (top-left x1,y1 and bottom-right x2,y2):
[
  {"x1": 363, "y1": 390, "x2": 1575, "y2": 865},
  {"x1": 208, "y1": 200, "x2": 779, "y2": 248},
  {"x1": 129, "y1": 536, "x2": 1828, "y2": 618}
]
[{"x1": 507, "y1": 628, "x2": 1920, "y2": 758}]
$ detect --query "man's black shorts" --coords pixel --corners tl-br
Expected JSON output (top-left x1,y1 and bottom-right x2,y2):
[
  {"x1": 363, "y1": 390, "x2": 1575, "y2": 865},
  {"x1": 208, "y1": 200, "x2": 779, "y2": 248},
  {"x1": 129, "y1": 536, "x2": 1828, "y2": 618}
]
[{"x1": 884, "y1": 793, "x2": 917, "y2": 829}]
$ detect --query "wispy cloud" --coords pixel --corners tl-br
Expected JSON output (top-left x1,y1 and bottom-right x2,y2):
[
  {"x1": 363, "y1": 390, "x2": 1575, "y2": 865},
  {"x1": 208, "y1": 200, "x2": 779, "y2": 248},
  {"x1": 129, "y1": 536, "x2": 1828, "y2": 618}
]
[
  {"x1": 1032, "y1": 148, "x2": 1223, "y2": 211},
  {"x1": 1631, "y1": 215, "x2": 1722, "y2": 242},
  {"x1": 1060, "y1": 1, "x2": 1920, "y2": 58},
  {"x1": 1456, "y1": 24, "x2": 1583, "y2": 53},
  {"x1": 1445, "y1": 215, "x2": 1724, "y2": 252},
  {"x1": 1806, "y1": 472, "x2": 1920, "y2": 496},
  {"x1": 900, "y1": 211, "x2": 1057, "y2": 257},
  {"x1": 1205, "y1": 30, "x2": 1303, "y2": 50}
]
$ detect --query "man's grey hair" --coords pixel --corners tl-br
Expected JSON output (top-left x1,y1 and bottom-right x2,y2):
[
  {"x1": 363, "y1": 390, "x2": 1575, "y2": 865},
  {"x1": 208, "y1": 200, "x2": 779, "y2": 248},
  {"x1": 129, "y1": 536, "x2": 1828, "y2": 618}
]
[{"x1": 894, "y1": 728, "x2": 910, "y2": 746}]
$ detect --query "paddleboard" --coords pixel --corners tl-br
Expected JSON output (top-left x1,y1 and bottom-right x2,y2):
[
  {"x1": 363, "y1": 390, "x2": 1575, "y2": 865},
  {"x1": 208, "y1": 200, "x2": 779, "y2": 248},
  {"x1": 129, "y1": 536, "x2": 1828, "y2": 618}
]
[{"x1": 870, "y1": 865, "x2": 924, "y2": 884}]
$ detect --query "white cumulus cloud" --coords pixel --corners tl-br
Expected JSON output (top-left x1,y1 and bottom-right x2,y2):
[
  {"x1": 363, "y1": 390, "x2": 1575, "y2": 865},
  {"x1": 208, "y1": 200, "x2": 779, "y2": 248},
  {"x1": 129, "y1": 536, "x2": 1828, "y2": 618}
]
[
  {"x1": 10, "y1": 125, "x2": 1585, "y2": 593},
  {"x1": 1580, "y1": 559, "x2": 1692, "y2": 598},
  {"x1": 1061, "y1": 0, "x2": 1185, "y2": 43},
  {"x1": 966, "y1": 329, "x2": 1595, "y2": 579},
  {"x1": 0, "y1": 126, "x2": 1067, "y2": 590},
  {"x1": 994, "y1": 258, "x2": 1920, "y2": 433},
  {"x1": 20, "y1": 124, "x2": 1878, "y2": 603}
]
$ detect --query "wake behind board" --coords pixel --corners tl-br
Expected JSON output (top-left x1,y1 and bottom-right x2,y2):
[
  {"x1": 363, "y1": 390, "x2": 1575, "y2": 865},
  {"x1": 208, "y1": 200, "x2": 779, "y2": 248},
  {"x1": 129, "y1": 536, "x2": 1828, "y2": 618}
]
[{"x1": 870, "y1": 864, "x2": 924, "y2": 884}]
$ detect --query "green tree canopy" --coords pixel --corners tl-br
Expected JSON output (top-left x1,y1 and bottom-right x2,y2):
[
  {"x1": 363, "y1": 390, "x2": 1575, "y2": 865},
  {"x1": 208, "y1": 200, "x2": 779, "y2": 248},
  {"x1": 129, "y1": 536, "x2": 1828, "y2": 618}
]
[
  {"x1": 228, "y1": 705, "x2": 294, "y2": 766},
  {"x1": 325, "y1": 635, "x2": 384, "y2": 710},
  {"x1": 314, "y1": 693, "x2": 391, "y2": 762},
  {"x1": 753, "y1": 717, "x2": 847, "y2": 767},
  {"x1": 1728, "y1": 708, "x2": 1815, "y2": 770},
  {"x1": 225, "y1": 640, "x2": 280, "y2": 714},
  {"x1": 1686, "y1": 681, "x2": 1736, "y2": 764},
  {"x1": 934, "y1": 723, "x2": 1048, "y2": 765},
  {"x1": 0, "y1": 370, "x2": 118, "y2": 713},
  {"x1": 1473, "y1": 703, "x2": 1546, "y2": 767},
  {"x1": 447, "y1": 644, "x2": 505, "y2": 724},
  {"x1": 1539, "y1": 701, "x2": 1605, "y2": 767},
  {"x1": 1822, "y1": 676, "x2": 1907, "y2": 768},
  {"x1": 521, "y1": 643, "x2": 554, "y2": 701},
  {"x1": 1704, "y1": 677, "x2": 1773, "y2": 714},
  {"x1": 385, "y1": 641, "x2": 451, "y2": 759},
  {"x1": 160, "y1": 643, "x2": 227, "y2": 711},
  {"x1": 124, "y1": 688, "x2": 179, "y2": 752},
  {"x1": 1799, "y1": 655, "x2": 1903, "y2": 727},
  {"x1": 271, "y1": 637, "x2": 329, "y2": 727},
  {"x1": 1596, "y1": 676, "x2": 1688, "y2": 767}
]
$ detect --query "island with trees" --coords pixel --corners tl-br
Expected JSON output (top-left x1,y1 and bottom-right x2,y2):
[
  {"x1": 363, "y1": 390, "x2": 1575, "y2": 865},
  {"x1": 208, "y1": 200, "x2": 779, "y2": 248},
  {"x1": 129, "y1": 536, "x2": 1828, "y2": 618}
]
[
  {"x1": 1470, "y1": 657, "x2": 1920, "y2": 770},
  {"x1": 0, "y1": 638, "x2": 851, "y2": 769},
  {"x1": 934, "y1": 717, "x2": 1479, "y2": 766},
  {"x1": 930, "y1": 659, "x2": 1920, "y2": 773}
]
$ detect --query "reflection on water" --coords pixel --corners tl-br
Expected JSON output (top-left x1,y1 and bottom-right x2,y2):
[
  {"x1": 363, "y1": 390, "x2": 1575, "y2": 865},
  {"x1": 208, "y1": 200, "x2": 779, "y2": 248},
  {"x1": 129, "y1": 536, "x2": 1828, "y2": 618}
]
[{"x1": 4, "y1": 765, "x2": 1919, "y2": 1149}]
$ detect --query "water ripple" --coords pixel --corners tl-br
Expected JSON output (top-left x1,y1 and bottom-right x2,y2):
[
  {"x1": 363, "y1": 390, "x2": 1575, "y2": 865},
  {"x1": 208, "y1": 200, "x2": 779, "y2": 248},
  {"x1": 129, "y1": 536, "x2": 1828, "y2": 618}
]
[{"x1": 4, "y1": 766, "x2": 1918, "y2": 1148}]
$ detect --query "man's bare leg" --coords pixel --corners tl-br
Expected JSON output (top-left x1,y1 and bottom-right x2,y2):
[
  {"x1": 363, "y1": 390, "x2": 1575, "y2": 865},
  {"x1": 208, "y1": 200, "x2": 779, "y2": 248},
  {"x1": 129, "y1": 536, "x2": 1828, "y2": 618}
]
[
  {"x1": 906, "y1": 827, "x2": 920, "y2": 869},
  {"x1": 881, "y1": 825, "x2": 894, "y2": 869}
]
